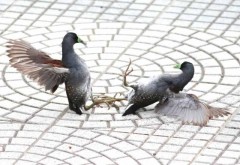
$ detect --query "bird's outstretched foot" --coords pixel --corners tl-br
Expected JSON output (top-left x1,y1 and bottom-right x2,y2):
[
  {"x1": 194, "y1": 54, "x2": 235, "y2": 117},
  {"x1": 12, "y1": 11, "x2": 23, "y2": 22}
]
[{"x1": 84, "y1": 94, "x2": 126, "y2": 111}]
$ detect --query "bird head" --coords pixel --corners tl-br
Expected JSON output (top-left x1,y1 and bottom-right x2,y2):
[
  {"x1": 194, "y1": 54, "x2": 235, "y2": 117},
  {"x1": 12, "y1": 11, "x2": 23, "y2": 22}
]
[
  {"x1": 64, "y1": 32, "x2": 86, "y2": 46},
  {"x1": 174, "y1": 61, "x2": 193, "y2": 71}
]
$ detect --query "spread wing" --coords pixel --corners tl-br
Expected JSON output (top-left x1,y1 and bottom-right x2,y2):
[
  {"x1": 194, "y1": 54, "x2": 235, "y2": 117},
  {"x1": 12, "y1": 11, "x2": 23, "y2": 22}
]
[
  {"x1": 6, "y1": 40, "x2": 69, "y2": 93},
  {"x1": 155, "y1": 93, "x2": 230, "y2": 126}
]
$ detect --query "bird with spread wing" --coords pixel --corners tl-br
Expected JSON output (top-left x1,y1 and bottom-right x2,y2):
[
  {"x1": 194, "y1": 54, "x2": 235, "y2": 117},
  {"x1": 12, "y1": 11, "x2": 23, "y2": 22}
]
[
  {"x1": 7, "y1": 32, "x2": 91, "y2": 115},
  {"x1": 122, "y1": 61, "x2": 230, "y2": 126}
]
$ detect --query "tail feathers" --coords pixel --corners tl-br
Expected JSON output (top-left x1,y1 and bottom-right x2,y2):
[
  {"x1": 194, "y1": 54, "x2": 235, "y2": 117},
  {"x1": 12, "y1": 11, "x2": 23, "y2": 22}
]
[
  {"x1": 155, "y1": 94, "x2": 231, "y2": 126},
  {"x1": 206, "y1": 104, "x2": 231, "y2": 118},
  {"x1": 122, "y1": 104, "x2": 140, "y2": 116}
]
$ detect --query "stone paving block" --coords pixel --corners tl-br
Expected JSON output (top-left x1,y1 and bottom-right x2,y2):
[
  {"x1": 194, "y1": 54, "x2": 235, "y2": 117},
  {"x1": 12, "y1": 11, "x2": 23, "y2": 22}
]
[
  {"x1": 49, "y1": 150, "x2": 73, "y2": 160},
  {"x1": 168, "y1": 137, "x2": 188, "y2": 146},
  {"x1": 156, "y1": 151, "x2": 175, "y2": 159},
  {"x1": 141, "y1": 142, "x2": 160, "y2": 151},
  {"x1": 86, "y1": 142, "x2": 111, "y2": 153},
  {"x1": 17, "y1": 131, "x2": 41, "y2": 139},
  {"x1": 202, "y1": 148, "x2": 222, "y2": 157},
  {"x1": 228, "y1": 143, "x2": 240, "y2": 152},
  {"x1": 28, "y1": 146, "x2": 52, "y2": 155},
  {"x1": 82, "y1": 121, "x2": 107, "y2": 128},
  {"x1": 21, "y1": 153, "x2": 45, "y2": 162},
  {"x1": 94, "y1": 135, "x2": 120, "y2": 145},
  {"x1": 128, "y1": 134, "x2": 148, "y2": 142},
  {"x1": 139, "y1": 158, "x2": 160, "y2": 165},
  {"x1": 39, "y1": 157, "x2": 64, "y2": 165},
  {"x1": 187, "y1": 140, "x2": 208, "y2": 148},
  {"x1": 88, "y1": 114, "x2": 112, "y2": 121},
  {"x1": 11, "y1": 138, "x2": 35, "y2": 146},
  {"x1": 194, "y1": 155, "x2": 216, "y2": 164},
  {"x1": 194, "y1": 133, "x2": 214, "y2": 141},
  {"x1": 56, "y1": 119, "x2": 81, "y2": 128},
  {"x1": 216, "y1": 157, "x2": 237, "y2": 165},
  {"x1": 115, "y1": 157, "x2": 139, "y2": 165},
  {"x1": 48, "y1": 126, "x2": 75, "y2": 135},
  {"x1": 65, "y1": 157, "x2": 90, "y2": 165},
  {"x1": 102, "y1": 149, "x2": 127, "y2": 159},
  {"x1": 28, "y1": 116, "x2": 55, "y2": 125},
  {"x1": 0, "y1": 131, "x2": 15, "y2": 138},
  {"x1": 0, "y1": 159, "x2": 15, "y2": 165},
  {"x1": 0, "y1": 138, "x2": 10, "y2": 144},
  {"x1": 42, "y1": 133, "x2": 68, "y2": 142},
  {"x1": 22, "y1": 124, "x2": 47, "y2": 132},
  {"x1": 15, "y1": 160, "x2": 37, "y2": 165},
  {"x1": 214, "y1": 134, "x2": 235, "y2": 143},
  {"x1": 112, "y1": 141, "x2": 137, "y2": 152},
  {"x1": 0, "y1": 152, "x2": 22, "y2": 159},
  {"x1": 109, "y1": 132, "x2": 129, "y2": 140},
  {"x1": 136, "y1": 118, "x2": 162, "y2": 126},
  {"x1": 222, "y1": 150, "x2": 240, "y2": 159},
  {"x1": 110, "y1": 120, "x2": 135, "y2": 128},
  {"x1": 75, "y1": 149, "x2": 99, "y2": 159},
  {"x1": 35, "y1": 140, "x2": 60, "y2": 149},
  {"x1": 128, "y1": 149, "x2": 152, "y2": 159}
]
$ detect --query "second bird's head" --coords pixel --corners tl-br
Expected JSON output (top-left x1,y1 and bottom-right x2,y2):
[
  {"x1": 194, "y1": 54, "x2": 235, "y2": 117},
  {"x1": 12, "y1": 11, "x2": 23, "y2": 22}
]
[
  {"x1": 174, "y1": 61, "x2": 194, "y2": 72},
  {"x1": 63, "y1": 32, "x2": 86, "y2": 46}
]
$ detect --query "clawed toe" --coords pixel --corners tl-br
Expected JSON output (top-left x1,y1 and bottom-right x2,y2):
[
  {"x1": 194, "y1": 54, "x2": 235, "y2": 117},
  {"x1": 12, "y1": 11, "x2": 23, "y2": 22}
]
[{"x1": 72, "y1": 107, "x2": 82, "y2": 115}]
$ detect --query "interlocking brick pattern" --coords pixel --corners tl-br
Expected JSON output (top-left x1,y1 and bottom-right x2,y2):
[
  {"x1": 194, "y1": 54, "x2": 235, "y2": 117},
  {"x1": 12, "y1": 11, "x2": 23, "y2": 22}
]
[{"x1": 0, "y1": 0, "x2": 240, "y2": 165}]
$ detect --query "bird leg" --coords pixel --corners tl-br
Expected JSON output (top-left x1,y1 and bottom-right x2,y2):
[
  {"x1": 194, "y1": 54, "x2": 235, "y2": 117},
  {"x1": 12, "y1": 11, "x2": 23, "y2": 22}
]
[{"x1": 84, "y1": 93, "x2": 126, "y2": 111}]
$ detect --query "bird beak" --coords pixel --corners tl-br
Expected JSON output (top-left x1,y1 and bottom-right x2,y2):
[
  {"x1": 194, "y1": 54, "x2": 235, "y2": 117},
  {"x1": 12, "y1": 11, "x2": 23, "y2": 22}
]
[
  {"x1": 77, "y1": 37, "x2": 87, "y2": 46},
  {"x1": 174, "y1": 63, "x2": 181, "y2": 69},
  {"x1": 81, "y1": 41, "x2": 87, "y2": 46}
]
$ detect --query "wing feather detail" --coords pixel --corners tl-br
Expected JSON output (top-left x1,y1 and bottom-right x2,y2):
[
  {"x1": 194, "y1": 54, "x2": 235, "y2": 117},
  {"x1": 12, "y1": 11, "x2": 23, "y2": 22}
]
[{"x1": 6, "y1": 40, "x2": 69, "y2": 93}]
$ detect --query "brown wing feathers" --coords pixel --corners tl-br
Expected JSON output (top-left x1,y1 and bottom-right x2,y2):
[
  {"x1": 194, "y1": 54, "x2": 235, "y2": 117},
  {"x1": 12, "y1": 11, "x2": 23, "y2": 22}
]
[
  {"x1": 155, "y1": 93, "x2": 230, "y2": 126},
  {"x1": 6, "y1": 40, "x2": 69, "y2": 93}
]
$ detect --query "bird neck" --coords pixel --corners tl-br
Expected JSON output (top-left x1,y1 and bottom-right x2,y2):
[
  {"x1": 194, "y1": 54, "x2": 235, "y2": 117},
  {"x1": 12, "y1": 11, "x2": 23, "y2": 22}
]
[
  {"x1": 62, "y1": 40, "x2": 75, "y2": 56},
  {"x1": 179, "y1": 68, "x2": 194, "y2": 85}
]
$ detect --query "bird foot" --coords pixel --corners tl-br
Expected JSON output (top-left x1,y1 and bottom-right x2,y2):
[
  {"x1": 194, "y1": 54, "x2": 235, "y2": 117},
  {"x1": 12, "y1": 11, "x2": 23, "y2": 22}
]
[
  {"x1": 122, "y1": 59, "x2": 134, "y2": 87},
  {"x1": 84, "y1": 94, "x2": 126, "y2": 111},
  {"x1": 122, "y1": 111, "x2": 136, "y2": 116},
  {"x1": 74, "y1": 107, "x2": 82, "y2": 115}
]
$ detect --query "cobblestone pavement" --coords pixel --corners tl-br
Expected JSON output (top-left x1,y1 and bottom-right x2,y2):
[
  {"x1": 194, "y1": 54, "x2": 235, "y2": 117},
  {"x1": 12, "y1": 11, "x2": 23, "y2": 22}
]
[{"x1": 0, "y1": 0, "x2": 240, "y2": 164}]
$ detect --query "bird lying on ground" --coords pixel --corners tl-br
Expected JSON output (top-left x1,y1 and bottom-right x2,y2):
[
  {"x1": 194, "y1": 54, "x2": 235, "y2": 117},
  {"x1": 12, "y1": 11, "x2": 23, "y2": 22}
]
[
  {"x1": 123, "y1": 61, "x2": 230, "y2": 126},
  {"x1": 6, "y1": 32, "x2": 91, "y2": 115}
]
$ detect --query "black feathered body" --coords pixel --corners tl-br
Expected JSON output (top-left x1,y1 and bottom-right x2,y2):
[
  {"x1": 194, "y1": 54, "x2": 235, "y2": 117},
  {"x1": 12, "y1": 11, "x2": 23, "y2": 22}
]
[
  {"x1": 127, "y1": 75, "x2": 170, "y2": 106},
  {"x1": 123, "y1": 62, "x2": 194, "y2": 116},
  {"x1": 62, "y1": 35, "x2": 91, "y2": 114}
]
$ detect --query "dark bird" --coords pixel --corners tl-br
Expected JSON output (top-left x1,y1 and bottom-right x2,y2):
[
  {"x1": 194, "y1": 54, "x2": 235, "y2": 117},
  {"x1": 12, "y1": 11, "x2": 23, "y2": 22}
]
[
  {"x1": 123, "y1": 61, "x2": 194, "y2": 116},
  {"x1": 123, "y1": 61, "x2": 230, "y2": 126},
  {"x1": 6, "y1": 32, "x2": 91, "y2": 115},
  {"x1": 154, "y1": 93, "x2": 230, "y2": 126}
]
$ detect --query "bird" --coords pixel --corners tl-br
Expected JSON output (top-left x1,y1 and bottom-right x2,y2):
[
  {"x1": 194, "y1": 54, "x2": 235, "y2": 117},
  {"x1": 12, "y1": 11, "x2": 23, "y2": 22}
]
[
  {"x1": 6, "y1": 32, "x2": 91, "y2": 115},
  {"x1": 123, "y1": 61, "x2": 230, "y2": 126},
  {"x1": 123, "y1": 61, "x2": 195, "y2": 116},
  {"x1": 154, "y1": 92, "x2": 230, "y2": 126}
]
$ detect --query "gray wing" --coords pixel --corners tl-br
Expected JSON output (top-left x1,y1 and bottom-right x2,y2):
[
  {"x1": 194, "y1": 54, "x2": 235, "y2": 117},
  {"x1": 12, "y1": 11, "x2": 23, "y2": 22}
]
[
  {"x1": 155, "y1": 93, "x2": 230, "y2": 126},
  {"x1": 6, "y1": 40, "x2": 70, "y2": 93}
]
